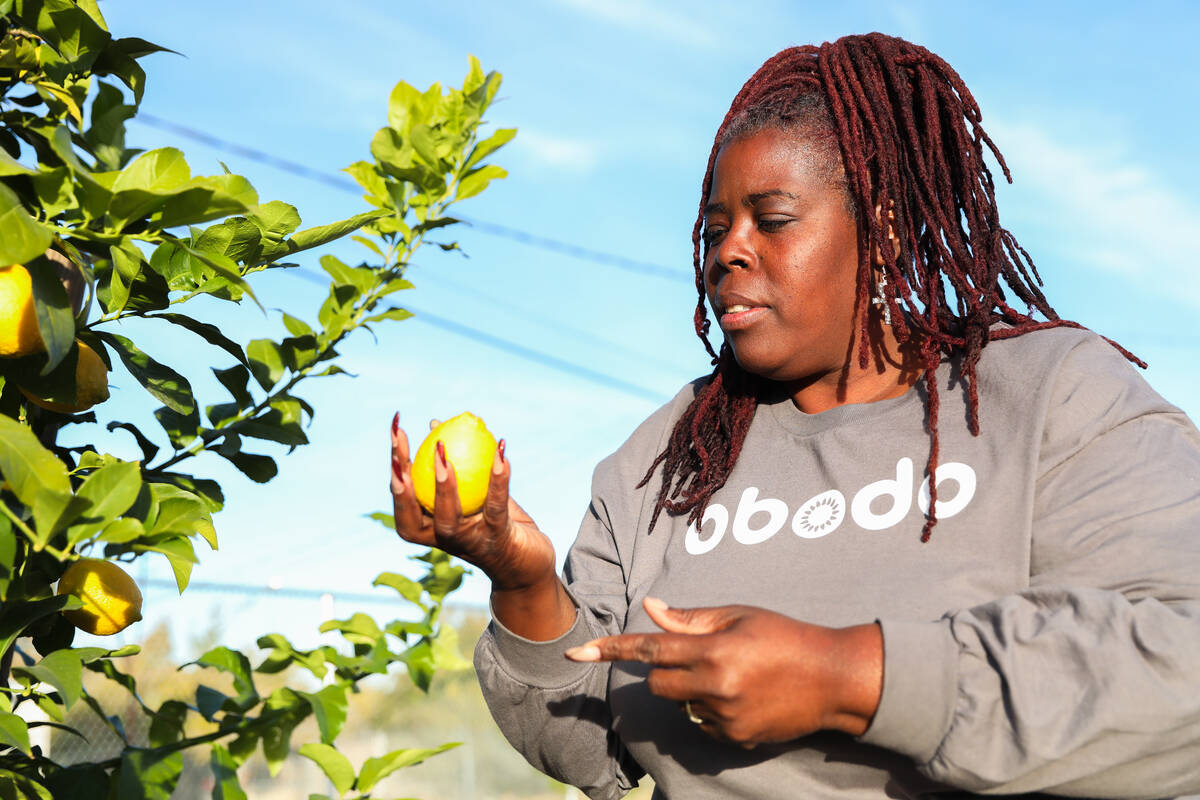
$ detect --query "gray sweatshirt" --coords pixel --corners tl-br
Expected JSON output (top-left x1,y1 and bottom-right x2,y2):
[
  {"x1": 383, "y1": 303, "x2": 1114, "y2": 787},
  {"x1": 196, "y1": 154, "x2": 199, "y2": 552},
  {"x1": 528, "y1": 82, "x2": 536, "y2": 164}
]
[{"x1": 474, "y1": 327, "x2": 1200, "y2": 799}]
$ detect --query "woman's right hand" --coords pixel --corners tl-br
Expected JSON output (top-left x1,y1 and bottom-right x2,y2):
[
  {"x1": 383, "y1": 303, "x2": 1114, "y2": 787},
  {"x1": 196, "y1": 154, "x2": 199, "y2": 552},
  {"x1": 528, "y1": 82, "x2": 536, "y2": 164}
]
[{"x1": 389, "y1": 413, "x2": 557, "y2": 593}]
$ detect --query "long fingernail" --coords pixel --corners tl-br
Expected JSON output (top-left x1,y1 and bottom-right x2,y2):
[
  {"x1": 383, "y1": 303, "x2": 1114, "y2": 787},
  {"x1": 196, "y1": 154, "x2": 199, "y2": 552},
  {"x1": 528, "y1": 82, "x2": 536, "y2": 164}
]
[
  {"x1": 435, "y1": 440, "x2": 447, "y2": 481},
  {"x1": 492, "y1": 441, "x2": 504, "y2": 475},
  {"x1": 564, "y1": 645, "x2": 600, "y2": 662},
  {"x1": 391, "y1": 411, "x2": 400, "y2": 435},
  {"x1": 392, "y1": 457, "x2": 403, "y2": 484},
  {"x1": 498, "y1": 438, "x2": 506, "y2": 463},
  {"x1": 644, "y1": 596, "x2": 668, "y2": 613}
]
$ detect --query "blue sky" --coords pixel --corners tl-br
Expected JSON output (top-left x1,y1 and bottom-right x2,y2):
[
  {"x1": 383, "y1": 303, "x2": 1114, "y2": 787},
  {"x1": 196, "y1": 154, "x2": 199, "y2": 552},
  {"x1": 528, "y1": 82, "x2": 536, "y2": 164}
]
[{"x1": 82, "y1": 1, "x2": 1200, "y2": 652}]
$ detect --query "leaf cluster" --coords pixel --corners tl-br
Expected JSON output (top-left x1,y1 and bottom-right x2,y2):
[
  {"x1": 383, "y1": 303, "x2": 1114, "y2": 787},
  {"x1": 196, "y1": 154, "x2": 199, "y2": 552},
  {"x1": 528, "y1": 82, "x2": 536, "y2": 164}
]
[{"x1": 0, "y1": 3, "x2": 514, "y2": 798}]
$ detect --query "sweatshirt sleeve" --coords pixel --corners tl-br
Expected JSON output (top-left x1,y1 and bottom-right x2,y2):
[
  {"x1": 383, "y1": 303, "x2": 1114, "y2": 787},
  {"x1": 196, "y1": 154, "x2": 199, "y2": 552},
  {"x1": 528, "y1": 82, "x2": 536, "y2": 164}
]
[
  {"x1": 472, "y1": 496, "x2": 644, "y2": 800},
  {"x1": 860, "y1": 335, "x2": 1200, "y2": 798},
  {"x1": 473, "y1": 385, "x2": 698, "y2": 800}
]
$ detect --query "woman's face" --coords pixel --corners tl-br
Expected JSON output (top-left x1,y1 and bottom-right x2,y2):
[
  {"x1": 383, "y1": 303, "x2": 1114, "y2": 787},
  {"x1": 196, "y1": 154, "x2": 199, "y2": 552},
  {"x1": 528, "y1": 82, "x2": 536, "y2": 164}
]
[{"x1": 702, "y1": 126, "x2": 862, "y2": 386}]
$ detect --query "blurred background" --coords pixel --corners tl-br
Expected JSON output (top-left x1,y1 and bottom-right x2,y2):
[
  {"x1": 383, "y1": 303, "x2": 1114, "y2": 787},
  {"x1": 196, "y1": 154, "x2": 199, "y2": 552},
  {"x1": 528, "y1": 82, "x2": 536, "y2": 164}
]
[{"x1": 44, "y1": 1, "x2": 1200, "y2": 797}]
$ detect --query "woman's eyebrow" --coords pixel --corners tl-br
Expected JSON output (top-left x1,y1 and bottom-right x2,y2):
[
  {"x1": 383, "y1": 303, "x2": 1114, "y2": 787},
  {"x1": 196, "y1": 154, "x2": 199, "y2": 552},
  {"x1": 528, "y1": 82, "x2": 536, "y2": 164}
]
[
  {"x1": 703, "y1": 201, "x2": 729, "y2": 216},
  {"x1": 747, "y1": 189, "x2": 799, "y2": 205}
]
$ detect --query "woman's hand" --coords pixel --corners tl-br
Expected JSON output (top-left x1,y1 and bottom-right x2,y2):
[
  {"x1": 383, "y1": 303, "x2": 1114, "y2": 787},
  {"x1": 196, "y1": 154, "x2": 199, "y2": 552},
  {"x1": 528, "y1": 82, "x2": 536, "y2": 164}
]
[
  {"x1": 565, "y1": 597, "x2": 883, "y2": 746},
  {"x1": 389, "y1": 414, "x2": 575, "y2": 640}
]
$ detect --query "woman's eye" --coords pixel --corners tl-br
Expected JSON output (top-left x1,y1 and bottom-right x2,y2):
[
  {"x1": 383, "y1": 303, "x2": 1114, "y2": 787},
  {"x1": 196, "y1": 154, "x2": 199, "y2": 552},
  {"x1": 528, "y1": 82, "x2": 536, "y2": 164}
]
[
  {"x1": 758, "y1": 217, "x2": 790, "y2": 232},
  {"x1": 702, "y1": 226, "x2": 726, "y2": 246}
]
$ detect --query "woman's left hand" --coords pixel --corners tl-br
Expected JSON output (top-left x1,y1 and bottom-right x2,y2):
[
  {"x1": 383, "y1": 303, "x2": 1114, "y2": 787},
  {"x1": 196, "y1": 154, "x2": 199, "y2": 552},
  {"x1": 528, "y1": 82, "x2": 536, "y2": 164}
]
[{"x1": 564, "y1": 597, "x2": 883, "y2": 747}]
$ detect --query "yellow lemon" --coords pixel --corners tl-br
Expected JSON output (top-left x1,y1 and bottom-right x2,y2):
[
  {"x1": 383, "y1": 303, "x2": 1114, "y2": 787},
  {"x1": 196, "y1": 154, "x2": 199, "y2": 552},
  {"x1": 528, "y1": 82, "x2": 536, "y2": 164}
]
[
  {"x1": 20, "y1": 341, "x2": 110, "y2": 413},
  {"x1": 0, "y1": 264, "x2": 45, "y2": 357},
  {"x1": 411, "y1": 412, "x2": 497, "y2": 515},
  {"x1": 57, "y1": 559, "x2": 143, "y2": 636}
]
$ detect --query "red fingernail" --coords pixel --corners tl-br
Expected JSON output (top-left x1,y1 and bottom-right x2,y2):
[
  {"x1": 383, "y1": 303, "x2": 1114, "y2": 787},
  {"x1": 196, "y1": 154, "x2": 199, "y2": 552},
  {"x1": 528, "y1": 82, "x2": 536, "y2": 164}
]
[
  {"x1": 392, "y1": 457, "x2": 403, "y2": 483},
  {"x1": 436, "y1": 440, "x2": 446, "y2": 466},
  {"x1": 434, "y1": 441, "x2": 447, "y2": 482},
  {"x1": 391, "y1": 411, "x2": 400, "y2": 435},
  {"x1": 498, "y1": 439, "x2": 506, "y2": 464}
]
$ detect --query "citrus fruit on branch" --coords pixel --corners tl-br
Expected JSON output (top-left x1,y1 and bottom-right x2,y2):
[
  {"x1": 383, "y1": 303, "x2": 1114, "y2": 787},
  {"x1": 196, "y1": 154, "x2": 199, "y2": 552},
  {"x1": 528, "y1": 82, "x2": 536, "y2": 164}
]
[
  {"x1": 0, "y1": 264, "x2": 44, "y2": 358},
  {"x1": 411, "y1": 412, "x2": 498, "y2": 515},
  {"x1": 57, "y1": 558, "x2": 144, "y2": 636},
  {"x1": 19, "y1": 340, "x2": 110, "y2": 413}
]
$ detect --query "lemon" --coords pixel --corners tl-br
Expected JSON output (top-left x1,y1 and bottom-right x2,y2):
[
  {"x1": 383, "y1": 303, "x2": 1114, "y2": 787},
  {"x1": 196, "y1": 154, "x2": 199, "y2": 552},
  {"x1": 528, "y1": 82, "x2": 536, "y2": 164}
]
[
  {"x1": 0, "y1": 264, "x2": 45, "y2": 357},
  {"x1": 20, "y1": 341, "x2": 110, "y2": 413},
  {"x1": 411, "y1": 412, "x2": 498, "y2": 515},
  {"x1": 57, "y1": 558, "x2": 143, "y2": 636}
]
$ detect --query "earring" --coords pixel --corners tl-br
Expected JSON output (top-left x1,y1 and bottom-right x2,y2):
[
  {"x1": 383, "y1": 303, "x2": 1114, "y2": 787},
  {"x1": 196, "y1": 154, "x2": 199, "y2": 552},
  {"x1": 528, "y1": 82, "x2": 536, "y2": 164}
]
[{"x1": 872, "y1": 273, "x2": 892, "y2": 325}]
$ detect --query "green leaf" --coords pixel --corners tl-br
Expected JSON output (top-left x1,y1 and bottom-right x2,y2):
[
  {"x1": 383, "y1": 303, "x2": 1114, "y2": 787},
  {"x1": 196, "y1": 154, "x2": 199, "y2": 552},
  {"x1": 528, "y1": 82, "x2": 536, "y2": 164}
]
[
  {"x1": 152, "y1": 405, "x2": 201, "y2": 450},
  {"x1": 105, "y1": 422, "x2": 160, "y2": 462},
  {"x1": 132, "y1": 535, "x2": 197, "y2": 593},
  {"x1": 26, "y1": 258, "x2": 75, "y2": 375},
  {"x1": 219, "y1": 450, "x2": 277, "y2": 483},
  {"x1": 148, "y1": 313, "x2": 248, "y2": 366},
  {"x1": 319, "y1": 612, "x2": 382, "y2": 646},
  {"x1": 213, "y1": 364, "x2": 253, "y2": 408},
  {"x1": 432, "y1": 624, "x2": 470, "y2": 671},
  {"x1": 372, "y1": 572, "x2": 424, "y2": 607},
  {"x1": 261, "y1": 209, "x2": 388, "y2": 262},
  {"x1": 147, "y1": 471, "x2": 224, "y2": 514},
  {"x1": 96, "y1": 517, "x2": 144, "y2": 544},
  {"x1": 116, "y1": 749, "x2": 183, "y2": 800},
  {"x1": 464, "y1": 127, "x2": 517, "y2": 171},
  {"x1": 246, "y1": 339, "x2": 285, "y2": 391},
  {"x1": 416, "y1": 548, "x2": 466, "y2": 604},
  {"x1": 0, "y1": 712, "x2": 30, "y2": 755},
  {"x1": 195, "y1": 685, "x2": 227, "y2": 722},
  {"x1": 299, "y1": 684, "x2": 348, "y2": 745},
  {"x1": 30, "y1": 487, "x2": 91, "y2": 546},
  {"x1": 238, "y1": 397, "x2": 307, "y2": 448},
  {"x1": 148, "y1": 699, "x2": 187, "y2": 747},
  {"x1": 247, "y1": 201, "x2": 301, "y2": 243},
  {"x1": 153, "y1": 174, "x2": 257, "y2": 229},
  {"x1": 210, "y1": 744, "x2": 247, "y2": 800},
  {"x1": 318, "y1": 254, "x2": 374, "y2": 293},
  {"x1": 0, "y1": 522, "x2": 15, "y2": 601},
  {"x1": 261, "y1": 688, "x2": 307, "y2": 777},
  {"x1": 298, "y1": 743, "x2": 354, "y2": 795},
  {"x1": 43, "y1": 763, "x2": 110, "y2": 800},
  {"x1": 364, "y1": 306, "x2": 412, "y2": 324},
  {"x1": 281, "y1": 312, "x2": 313, "y2": 337},
  {"x1": 402, "y1": 638, "x2": 435, "y2": 692},
  {"x1": 13, "y1": 649, "x2": 84, "y2": 710},
  {"x1": 455, "y1": 164, "x2": 507, "y2": 201},
  {"x1": 194, "y1": 217, "x2": 262, "y2": 264},
  {"x1": 0, "y1": 767, "x2": 53, "y2": 800},
  {"x1": 190, "y1": 647, "x2": 258, "y2": 709},
  {"x1": 107, "y1": 244, "x2": 142, "y2": 314},
  {"x1": 0, "y1": 415, "x2": 71, "y2": 507},
  {"x1": 0, "y1": 182, "x2": 53, "y2": 264},
  {"x1": 96, "y1": 332, "x2": 195, "y2": 414},
  {"x1": 147, "y1": 483, "x2": 215, "y2": 547},
  {"x1": 67, "y1": 460, "x2": 142, "y2": 544},
  {"x1": 0, "y1": 149, "x2": 36, "y2": 177},
  {"x1": 0, "y1": 594, "x2": 78, "y2": 657},
  {"x1": 357, "y1": 742, "x2": 461, "y2": 791}
]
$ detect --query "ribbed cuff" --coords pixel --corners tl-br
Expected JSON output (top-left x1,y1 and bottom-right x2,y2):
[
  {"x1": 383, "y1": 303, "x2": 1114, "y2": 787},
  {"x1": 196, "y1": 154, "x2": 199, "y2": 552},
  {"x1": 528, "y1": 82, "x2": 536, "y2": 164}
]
[
  {"x1": 858, "y1": 618, "x2": 959, "y2": 764},
  {"x1": 485, "y1": 591, "x2": 599, "y2": 689}
]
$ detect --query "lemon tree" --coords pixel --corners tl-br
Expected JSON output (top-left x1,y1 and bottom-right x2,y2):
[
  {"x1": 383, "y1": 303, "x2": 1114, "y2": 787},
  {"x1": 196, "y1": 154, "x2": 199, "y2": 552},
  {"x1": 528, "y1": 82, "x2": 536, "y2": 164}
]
[{"x1": 0, "y1": 3, "x2": 512, "y2": 797}]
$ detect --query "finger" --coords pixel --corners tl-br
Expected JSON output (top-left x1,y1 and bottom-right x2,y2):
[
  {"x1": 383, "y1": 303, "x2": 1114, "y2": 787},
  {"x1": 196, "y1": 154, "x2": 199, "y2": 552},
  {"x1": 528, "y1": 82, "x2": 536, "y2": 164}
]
[
  {"x1": 645, "y1": 666, "x2": 705, "y2": 702},
  {"x1": 643, "y1": 597, "x2": 742, "y2": 635},
  {"x1": 564, "y1": 633, "x2": 702, "y2": 667},
  {"x1": 391, "y1": 417, "x2": 434, "y2": 546},
  {"x1": 392, "y1": 413, "x2": 412, "y2": 467},
  {"x1": 432, "y1": 440, "x2": 464, "y2": 542},
  {"x1": 429, "y1": 418, "x2": 442, "y2": 431},
  {"x1": 482, "y1": 439, "x2": 509, "y2": 530}
]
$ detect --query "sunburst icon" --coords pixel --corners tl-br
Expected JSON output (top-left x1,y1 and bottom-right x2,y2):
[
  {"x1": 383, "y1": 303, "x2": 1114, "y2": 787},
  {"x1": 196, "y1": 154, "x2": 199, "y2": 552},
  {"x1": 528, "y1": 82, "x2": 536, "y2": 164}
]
[{"x1": 792, "y1": 490, "x2": 846, "y2": 539}]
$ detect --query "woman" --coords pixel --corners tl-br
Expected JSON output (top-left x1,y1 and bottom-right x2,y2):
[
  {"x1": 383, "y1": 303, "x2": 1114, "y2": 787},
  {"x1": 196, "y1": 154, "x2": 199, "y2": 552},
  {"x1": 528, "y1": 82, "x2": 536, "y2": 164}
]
[{"x1": 390, "y1": 33, "x2": 1200, "y2": 799}]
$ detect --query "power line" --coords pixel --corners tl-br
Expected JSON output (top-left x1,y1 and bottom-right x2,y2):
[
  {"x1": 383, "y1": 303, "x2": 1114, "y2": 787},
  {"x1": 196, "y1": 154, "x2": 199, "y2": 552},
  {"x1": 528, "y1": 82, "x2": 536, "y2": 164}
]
[
  {"x1": 132, "y1": 113, "x2": 693, "y2": 283},
  {"x1": 142, "y1": 578, "x2": 398, "y2": 604},
  {"x1": 290, "y1": 267, "x2": 669, "y2": 403}
]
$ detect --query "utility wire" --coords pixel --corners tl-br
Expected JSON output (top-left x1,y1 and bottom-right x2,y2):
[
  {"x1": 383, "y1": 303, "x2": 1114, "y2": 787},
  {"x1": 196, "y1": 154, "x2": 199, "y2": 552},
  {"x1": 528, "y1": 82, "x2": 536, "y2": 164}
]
[
  {"x1": 290, "y1": 267, "x2": 669, "y2": 403},
  {"x1": 133, "y1": 113, "x2": 693, "y2": 283},
  {"x1": 142, "y1": 578, "x2": 399, "y2": 604}
]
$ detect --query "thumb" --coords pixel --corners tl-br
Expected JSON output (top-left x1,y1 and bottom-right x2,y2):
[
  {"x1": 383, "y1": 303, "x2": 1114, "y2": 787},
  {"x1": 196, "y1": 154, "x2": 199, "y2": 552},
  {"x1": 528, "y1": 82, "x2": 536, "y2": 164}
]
[{"x1": 642, "y1": 597, "x2": 739, "y2": 634}]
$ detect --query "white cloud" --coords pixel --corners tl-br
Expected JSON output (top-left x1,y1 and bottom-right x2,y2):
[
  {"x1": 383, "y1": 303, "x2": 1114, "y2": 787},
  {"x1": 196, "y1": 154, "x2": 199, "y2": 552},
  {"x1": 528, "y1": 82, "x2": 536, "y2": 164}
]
[
  {"x1": 514, "y1": 128, "x2": 602, "y2": 172},
  {"x1": 556, "y1": 0, "x2": 719, "y2": 49},
  {"x1": 991, "y1": 119, "x2": 1200, "y2": 308}
]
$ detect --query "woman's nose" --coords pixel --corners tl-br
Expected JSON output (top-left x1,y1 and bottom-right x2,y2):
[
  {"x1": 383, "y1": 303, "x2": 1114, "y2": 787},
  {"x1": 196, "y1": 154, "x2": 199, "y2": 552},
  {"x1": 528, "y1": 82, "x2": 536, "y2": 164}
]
[{"x1": 712, "y1": 225, "x2": 754, "y2": 274}]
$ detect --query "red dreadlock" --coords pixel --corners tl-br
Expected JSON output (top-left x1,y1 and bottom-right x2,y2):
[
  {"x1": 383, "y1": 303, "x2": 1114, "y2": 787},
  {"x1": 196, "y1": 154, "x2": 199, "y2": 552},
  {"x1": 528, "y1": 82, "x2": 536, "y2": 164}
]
[{"x1": 639, "y1": 33, "x2": 1143, "y2": 541}]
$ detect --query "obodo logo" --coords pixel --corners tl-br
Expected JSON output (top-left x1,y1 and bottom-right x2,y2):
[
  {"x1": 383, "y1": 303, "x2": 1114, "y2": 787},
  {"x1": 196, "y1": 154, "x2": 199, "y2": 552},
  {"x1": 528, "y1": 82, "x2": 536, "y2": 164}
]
[{"x1": 684, "y1": 457, "x2": 976, "y2": 554}]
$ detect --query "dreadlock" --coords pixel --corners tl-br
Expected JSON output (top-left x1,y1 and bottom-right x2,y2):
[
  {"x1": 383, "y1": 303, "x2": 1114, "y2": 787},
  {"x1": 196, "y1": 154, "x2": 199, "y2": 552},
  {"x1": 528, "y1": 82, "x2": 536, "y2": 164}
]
[{"x1": 639, "y1": 33, "x2": 1143, "y2": 541}]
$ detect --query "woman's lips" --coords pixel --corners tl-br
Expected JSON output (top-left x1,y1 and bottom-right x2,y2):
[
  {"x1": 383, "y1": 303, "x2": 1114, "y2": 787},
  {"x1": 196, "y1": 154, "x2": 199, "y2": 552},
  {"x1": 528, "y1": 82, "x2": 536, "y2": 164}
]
[{"x1": 719, "y1": 305, "x2": 768, "y2": 330}]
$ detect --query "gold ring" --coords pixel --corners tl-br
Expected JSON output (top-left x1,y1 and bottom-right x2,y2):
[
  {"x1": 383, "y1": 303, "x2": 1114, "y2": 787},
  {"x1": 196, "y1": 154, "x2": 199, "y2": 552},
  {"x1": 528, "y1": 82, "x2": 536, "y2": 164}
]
[{"x1": 683, "y1": 700, "x2": 703, "y2": 725}]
